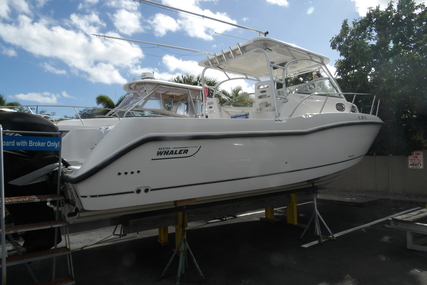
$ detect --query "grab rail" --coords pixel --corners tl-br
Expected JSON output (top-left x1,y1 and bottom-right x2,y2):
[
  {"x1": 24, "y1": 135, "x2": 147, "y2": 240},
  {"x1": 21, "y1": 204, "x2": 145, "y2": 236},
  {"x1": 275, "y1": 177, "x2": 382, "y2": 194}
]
[{"x1": 0, "y1": 105, "x2": 114, "y2": 125}]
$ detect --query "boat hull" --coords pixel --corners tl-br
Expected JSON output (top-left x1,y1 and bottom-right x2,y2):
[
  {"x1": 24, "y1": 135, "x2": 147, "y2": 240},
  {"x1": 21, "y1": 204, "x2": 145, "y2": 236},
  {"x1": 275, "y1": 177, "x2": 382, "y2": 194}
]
[{"x1": 62, "y1": 113, "x2": 382, "y2": 215}]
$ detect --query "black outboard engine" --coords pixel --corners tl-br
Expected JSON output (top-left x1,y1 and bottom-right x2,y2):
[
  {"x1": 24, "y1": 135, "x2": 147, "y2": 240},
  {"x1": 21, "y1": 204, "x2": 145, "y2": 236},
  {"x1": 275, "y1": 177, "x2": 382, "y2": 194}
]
[{"x1": 0, "y1": 112, "x2": 61, "y2": 252}]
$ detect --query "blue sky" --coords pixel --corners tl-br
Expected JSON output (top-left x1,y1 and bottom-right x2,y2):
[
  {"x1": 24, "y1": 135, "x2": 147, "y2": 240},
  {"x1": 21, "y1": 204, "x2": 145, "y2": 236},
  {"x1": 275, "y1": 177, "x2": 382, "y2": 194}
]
[{"x1": 0, "y1": 0, "x2": 425, "y2": 109}]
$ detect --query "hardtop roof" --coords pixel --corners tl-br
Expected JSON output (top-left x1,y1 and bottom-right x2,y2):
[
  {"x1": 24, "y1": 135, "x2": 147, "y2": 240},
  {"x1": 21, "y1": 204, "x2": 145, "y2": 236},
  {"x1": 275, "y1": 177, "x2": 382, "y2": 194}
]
[{"x1": 199, "y1": 37, "x2": 330, "y2": 79}]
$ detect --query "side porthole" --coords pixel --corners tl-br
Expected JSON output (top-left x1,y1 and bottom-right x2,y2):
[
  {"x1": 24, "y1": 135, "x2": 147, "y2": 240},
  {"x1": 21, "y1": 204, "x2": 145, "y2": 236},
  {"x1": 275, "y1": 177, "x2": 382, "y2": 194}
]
[{"x1": 336, "y1": 103, "x2": 345, "y2": 112}]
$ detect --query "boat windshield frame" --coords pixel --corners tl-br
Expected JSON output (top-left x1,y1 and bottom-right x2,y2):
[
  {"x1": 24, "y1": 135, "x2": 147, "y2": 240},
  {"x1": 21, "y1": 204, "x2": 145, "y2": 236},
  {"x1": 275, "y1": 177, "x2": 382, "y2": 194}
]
[{"x1": 106, "y1": 80, "x2": 204, "y2": 118}]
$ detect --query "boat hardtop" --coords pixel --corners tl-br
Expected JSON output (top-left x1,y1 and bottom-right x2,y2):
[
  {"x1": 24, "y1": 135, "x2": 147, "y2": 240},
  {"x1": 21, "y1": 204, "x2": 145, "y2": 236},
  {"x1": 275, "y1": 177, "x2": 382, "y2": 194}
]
[{"x1": 199, "y1": 37, "x2": 331, "y2": 80}]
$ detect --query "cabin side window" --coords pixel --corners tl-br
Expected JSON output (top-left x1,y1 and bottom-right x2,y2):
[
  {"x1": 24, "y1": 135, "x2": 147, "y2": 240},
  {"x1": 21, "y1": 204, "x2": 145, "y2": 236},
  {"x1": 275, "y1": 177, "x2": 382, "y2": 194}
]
[{"x1": 162, "y1": 94, "x2": 189, "y2": 116}]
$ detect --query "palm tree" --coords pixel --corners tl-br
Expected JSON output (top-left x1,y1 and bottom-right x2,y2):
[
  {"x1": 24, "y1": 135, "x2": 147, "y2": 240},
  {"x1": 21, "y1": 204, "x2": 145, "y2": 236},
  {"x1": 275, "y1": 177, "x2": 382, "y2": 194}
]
[
  {"x1": 171, "y1": 74, "x2": 219, "y2": 99},
  {"x1": 0, "y1": 94, "x2": 20, "y2": 107},
  {"x1": 172, "y1": 74, "x2": 200, "y2": 85},
  {"x1": 93, "y1": 94, "x2": 125, "y2": 116},
  {"x1": 95, "y1": 94, "x2": 116, "y2": 109},
  {"x1": 172, "y1": 74, "x2": 217, "y2": 87},
  {"x1": 95, "y1": 94, "x2": 125, "y2": 109},
  {"x1": 219, "y1": 86, "x2": 255, "y2": 106}
]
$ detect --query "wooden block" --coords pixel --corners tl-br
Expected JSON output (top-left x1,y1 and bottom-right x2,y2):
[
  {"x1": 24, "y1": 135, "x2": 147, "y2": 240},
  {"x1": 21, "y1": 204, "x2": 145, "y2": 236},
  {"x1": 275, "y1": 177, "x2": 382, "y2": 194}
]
[{"x1": 174, "y1": 199, "x2": 196, "y2": 207}]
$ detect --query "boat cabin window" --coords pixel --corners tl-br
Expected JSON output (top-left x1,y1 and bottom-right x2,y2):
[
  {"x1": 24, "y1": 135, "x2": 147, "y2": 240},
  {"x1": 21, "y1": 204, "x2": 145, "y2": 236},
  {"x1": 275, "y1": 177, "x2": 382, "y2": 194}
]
[
  {"x1": 288, "y1": 78, "x2": 341, "y2": 97},
  {"x1": 162, "y1": 93, "x2": 191, "y2": 115},
  {"x1": 150, "y1": 87, "x2": 200, "y2": 117},
  {"x1": 222, "y1": 93, "x2": 255, "y2": 108},
  {"x1": 108, "y1": 85, "x2": 202, "y2": 118}
]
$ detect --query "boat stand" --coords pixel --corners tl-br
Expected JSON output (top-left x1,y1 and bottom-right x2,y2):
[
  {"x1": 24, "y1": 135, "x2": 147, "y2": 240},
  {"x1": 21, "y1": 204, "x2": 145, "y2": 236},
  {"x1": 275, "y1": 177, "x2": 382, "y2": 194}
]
[
  {"x1": 300, "y1": 187, "x2": 335, "y2": 244},
  {"x1": 161, "y1": 207, "x2": 204, "y2": 285}
]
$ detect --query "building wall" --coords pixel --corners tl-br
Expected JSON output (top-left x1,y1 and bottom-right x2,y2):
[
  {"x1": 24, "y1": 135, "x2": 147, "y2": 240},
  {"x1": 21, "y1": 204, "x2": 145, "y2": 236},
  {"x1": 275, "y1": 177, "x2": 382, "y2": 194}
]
[{"x1": 324, "y1": 151, "x2": 427, "y2": 201}]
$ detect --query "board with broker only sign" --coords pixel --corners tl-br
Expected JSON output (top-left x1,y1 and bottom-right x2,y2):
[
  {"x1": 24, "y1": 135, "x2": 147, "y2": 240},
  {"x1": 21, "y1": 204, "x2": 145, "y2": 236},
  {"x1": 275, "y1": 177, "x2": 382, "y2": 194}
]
[{"x1": 3, "y1": 135, "x2": 61, "y2": 151}]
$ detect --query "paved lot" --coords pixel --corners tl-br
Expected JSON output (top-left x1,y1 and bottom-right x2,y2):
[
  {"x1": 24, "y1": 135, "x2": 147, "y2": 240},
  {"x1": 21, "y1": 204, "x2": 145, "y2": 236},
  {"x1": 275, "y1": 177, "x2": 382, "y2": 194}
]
[{"x1": 5, "y1": 195, "x2": 427, "y2": 285}]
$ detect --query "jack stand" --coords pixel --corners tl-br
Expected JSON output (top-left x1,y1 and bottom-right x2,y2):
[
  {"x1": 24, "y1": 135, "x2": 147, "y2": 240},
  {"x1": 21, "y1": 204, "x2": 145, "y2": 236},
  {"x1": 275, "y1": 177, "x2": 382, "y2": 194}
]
[
  {"x1": 300, "y1": 187, "x2": 335, "y2": 244},
  {"x1": 161, "y1": 207, "x2": 204, "y2": 285}
]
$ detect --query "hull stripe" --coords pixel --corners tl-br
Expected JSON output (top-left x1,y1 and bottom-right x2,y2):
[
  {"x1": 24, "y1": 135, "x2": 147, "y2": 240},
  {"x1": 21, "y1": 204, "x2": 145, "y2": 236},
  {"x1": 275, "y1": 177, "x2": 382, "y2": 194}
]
[
  {"x1": 63, "y1": 120, "x2": 381, "y2": 184},
  {"x1": 79, "y1": 154, "x2": 363, "y2": 198}
]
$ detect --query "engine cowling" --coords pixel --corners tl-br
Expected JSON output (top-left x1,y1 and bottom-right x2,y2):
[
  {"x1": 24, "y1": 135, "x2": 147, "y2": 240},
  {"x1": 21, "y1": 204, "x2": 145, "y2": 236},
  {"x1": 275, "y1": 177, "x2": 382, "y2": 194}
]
[{"x1": 0, "y1": 112, "x2": 61, "y2": 252}]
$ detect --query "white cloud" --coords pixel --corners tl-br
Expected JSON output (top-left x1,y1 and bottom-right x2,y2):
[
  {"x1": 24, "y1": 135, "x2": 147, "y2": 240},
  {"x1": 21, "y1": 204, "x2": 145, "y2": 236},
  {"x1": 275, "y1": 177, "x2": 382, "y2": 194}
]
[
  {"x1": 106, "y1": 0, "x2": 139, "y2": 11},
  {"x1": 70, "y1": 12, "x2": 106, "y2": 35},
  {"x1": 162, "y1": 55, "x2": 201, "y2": 75},
  {"x1": 12, "y1": 90, "x2": 76, "y2": 104},
  {"x1": 41, "y1": 62, "x2": 67, "y2": 75},
  {"x1": 0, "y1": 0, "x2": 32, "y2": 19},
  {"x1": 265, "y1": 0, "x2": 289, "y2": 7},
  {"x1": 0, "y1": 45, "x2": 17, "y2": 57},
  {"x1": 14, "y1": 92, "x2": 59, "y2": 104},
  {"x1": 158, "y1": 0, "x2": 237, "y2": 40},
  {"x1": 149, "y1": 13, "x2": 179, "y2": 37},
  {"x1": 129, "y1": 55, "x2": 205, "y2": 82},
  {"x1": 0, "y1": 15, "x2": 144, "y2": 84},
  {"x1": 78, "y1": 0, "x2": 100, "y2": 10},
  {"x1": 61, "y1": 91, "x2": 76, "y2": 99},
  {"x1": 352, "y1": 0, "x2": 427, "y2": 16},
  {"x1": 35, "y1": 0, "x2": 51, "y2": 8},
  {"x1": 351, "y1": 0, "x2": 391, "y2": 15},
  {"x1": 0, "y1": 0, "x2": 11, "y2": 19},
  {"x1": 83, "y1": 62, "x2": 128, "y2": 83},
  {"x1": 84, "y1": 0, "x2": 99, "y2": 4},
  {"x1": 111, "y1": 9, "x2": 144, "y2": 35},
  {"x1": 327, "y1": 64, "x2": 337, "y2": 77}
]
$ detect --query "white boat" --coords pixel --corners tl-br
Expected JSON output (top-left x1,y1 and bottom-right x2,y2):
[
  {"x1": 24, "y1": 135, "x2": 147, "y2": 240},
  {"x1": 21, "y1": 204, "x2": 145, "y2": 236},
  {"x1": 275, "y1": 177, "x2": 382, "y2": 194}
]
[{"x1": 3, "y1": 37, "x2": 383, "y2": 223}]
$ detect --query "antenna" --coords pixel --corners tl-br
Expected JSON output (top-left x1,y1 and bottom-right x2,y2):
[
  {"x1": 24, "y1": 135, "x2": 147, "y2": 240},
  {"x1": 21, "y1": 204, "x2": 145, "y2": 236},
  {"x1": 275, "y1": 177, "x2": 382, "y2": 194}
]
[
  {"x1": 214, "y1": 32, "x2": 249, "y2": 41},
  {"x1": 135, "y1": 0, "x2": 268, "y2": 37},
  {"x1": 93, "y1": 34, "x2": 215, "y2": 55}
]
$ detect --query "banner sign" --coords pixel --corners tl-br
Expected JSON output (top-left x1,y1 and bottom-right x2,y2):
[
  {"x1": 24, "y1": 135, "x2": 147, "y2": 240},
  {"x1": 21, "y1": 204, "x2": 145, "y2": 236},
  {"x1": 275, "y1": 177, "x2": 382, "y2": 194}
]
[
  {"x1": 408, "y1": 151, "x2": 423, "y2": 169},
  {"x1": 2, "y1": 135, "x2": 60, "y2": 151}
]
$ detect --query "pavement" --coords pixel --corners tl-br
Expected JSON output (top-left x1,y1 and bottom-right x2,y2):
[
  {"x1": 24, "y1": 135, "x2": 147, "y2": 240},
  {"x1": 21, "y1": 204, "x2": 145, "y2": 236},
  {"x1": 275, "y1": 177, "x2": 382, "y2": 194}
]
[{"x1": 5, "y1": 194, "x2": 427, "y2": 285}]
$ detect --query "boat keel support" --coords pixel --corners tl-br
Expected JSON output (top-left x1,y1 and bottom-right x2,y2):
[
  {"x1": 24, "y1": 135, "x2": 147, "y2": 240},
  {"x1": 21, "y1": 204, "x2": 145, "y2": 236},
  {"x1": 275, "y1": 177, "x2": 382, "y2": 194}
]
[
  {"x1": 161, "y1": 204, "x2": 204, "y2": 285},
  {"x1": 300, "y1": 186, "x2": 335, "y2": 244},
  {"x1": 158, "y1": 227, "x2": 169, "y2": 245},
  {"x1": 287, "y1": 194, "x2": 298, "y2": 225}
]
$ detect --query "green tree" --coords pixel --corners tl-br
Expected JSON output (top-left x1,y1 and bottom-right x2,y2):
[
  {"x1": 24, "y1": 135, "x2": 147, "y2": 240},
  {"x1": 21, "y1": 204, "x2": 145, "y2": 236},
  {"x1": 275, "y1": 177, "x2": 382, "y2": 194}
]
[
  {"x1": 0, "y1": 94, "x2": 20, "y2": 108},
  {"x1": 285, "y1": 71, "x2": 321, "y2": 87},
  {"x1": 220, "y1": 86, "x2": 244, "y2": 104},
  {"x1": 78, "y1": 107, "x2": 102, "y2": 119},
  {"x1": 330, "y1": 0, "x2": 427, "y2": 155},
  {"x1": 77, "y1": 94, "x2": 124, "y2": 118},
  {"x1": 220, "y1": 86, "x2": 252, "y2": 106},
  {"x1": 83, "y1": 94, "x2": 125, "y2": 117},
  {"x1": 171, "y1": 74, "x2": 218, "y2": 98},
  {"x1": 95, "y1": 94, "x2": 125, "y2": 109},
  {"x1": 95, "y1": 94, "x2": 116, "y2": 109},
  {"x1": 172, "y1": 74, "x2": 217, "y2": 87}
]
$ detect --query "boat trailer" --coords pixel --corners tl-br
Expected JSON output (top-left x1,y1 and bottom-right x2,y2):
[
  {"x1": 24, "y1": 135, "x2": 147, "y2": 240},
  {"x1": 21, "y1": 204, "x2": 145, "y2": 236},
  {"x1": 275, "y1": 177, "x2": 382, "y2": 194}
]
[{"x1": 389, "y1": 207, "x2": 427, "y2": 252}]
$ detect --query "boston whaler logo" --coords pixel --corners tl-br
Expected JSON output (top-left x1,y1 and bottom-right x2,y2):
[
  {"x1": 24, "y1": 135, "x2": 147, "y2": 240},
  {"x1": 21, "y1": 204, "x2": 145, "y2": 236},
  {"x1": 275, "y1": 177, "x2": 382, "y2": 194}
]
[{"x1": 153, "y1": 146, "x2": 201, "y2": 160}]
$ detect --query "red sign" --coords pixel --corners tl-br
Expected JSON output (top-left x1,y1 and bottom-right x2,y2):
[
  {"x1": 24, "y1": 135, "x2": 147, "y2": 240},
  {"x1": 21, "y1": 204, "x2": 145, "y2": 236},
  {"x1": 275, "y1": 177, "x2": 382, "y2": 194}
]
[{"x1": 408, "y1": 151, "x2": 424, "y2": 169}]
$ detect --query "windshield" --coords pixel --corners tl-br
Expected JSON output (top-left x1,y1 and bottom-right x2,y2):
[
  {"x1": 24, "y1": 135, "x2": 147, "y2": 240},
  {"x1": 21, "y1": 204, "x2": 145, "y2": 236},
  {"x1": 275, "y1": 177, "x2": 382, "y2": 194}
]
[
  {"x1": 222, "y1": 93, "x2": 255, "y2": 107},
  {"x1": 288, "y1": 78, "x2": 341, "y2": 97},
  {"x1": 106, "y1": 84, "x2": 203, "y2": 118}
]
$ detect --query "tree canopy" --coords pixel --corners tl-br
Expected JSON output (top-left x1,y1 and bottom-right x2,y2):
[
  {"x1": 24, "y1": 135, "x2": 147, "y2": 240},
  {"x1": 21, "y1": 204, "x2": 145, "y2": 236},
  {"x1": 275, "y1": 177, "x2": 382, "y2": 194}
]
[
  {"x1": 171, "y1": 74, "x2": 218, "y2": 88},
  {"x1": 172, "y1": 74, "x2": 255, "y2": 105},
  {"x1": 330, "y1": 0, "x2": 427, "y2": 155},
  {"x1": 0, "y1": 94, "x2": 20, "y2": 107},
  {"x1": 95, "y1": 94, "x2": 116, "y2": 109}
]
